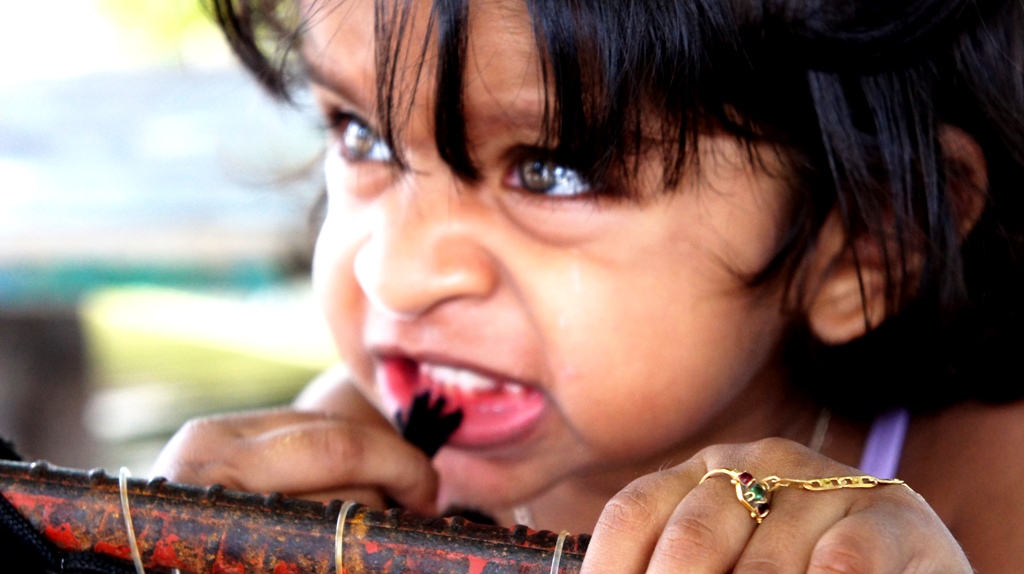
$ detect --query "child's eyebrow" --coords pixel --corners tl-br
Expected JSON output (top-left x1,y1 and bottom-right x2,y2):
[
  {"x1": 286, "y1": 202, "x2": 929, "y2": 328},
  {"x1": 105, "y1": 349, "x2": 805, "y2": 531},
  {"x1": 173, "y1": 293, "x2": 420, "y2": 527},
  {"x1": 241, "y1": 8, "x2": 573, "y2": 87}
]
[{"x1": 302, "y1": 55, "x2": 373, "y2": 112}]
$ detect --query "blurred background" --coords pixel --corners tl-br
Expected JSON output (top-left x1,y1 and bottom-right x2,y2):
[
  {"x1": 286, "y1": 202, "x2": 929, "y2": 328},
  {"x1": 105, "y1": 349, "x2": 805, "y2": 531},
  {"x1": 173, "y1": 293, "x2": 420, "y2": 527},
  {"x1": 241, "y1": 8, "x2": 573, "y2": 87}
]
[{"x1": 0, "y1": 0, "x2": 336, "y2": 472}]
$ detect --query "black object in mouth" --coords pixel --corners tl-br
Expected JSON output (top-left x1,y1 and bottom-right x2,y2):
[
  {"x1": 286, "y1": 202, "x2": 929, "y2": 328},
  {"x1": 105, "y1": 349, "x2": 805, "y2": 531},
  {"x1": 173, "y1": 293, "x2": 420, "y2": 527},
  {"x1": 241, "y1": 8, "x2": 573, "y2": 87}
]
[
  {"x1": 396, "y1": 392, "x2": 497, "y2": 525},
  {"x1": 397, "y1": 391, "x2": 464, "y2": 458}
]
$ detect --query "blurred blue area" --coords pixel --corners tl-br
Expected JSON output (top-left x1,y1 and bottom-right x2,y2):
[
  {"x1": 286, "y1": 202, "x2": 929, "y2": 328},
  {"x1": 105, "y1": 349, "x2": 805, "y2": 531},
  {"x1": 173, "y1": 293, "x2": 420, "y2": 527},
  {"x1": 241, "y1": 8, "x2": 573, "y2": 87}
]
[{"x1": 0, "y1": 66, "x2": 323, "y2": 306}]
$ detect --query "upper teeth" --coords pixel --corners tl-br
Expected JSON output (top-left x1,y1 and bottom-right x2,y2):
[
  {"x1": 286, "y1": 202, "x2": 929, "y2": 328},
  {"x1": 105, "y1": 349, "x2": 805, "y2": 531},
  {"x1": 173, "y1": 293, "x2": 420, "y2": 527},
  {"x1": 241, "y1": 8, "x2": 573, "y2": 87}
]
[{"x1": 420, "y1": 363, "x2": 524, "y2": 393}]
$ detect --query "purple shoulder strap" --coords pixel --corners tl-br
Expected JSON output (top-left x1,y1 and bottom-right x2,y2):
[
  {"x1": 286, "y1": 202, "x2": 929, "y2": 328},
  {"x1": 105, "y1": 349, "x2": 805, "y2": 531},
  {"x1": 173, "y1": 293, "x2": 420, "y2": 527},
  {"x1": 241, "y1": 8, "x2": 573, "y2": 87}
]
[{"x1": 857, "y1": 408, "x2": 910, "y2": 479}]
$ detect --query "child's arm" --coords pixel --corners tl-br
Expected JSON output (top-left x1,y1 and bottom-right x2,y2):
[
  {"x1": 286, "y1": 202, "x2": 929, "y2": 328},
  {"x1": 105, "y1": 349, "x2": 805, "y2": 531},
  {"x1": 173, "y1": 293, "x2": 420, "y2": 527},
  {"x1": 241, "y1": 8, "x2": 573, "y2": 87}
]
[
  {"x1": 149, "y1": 366, "x2": 438, "y2": 514},
  {"x1": 291, "y1": 363, "x2": 379, "y2": 415}
]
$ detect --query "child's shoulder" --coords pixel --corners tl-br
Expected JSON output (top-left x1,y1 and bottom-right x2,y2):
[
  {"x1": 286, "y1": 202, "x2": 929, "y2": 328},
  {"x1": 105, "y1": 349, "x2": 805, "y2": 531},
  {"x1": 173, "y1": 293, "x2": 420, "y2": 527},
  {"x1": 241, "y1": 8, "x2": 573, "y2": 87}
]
[
  {"x1": 902, "y1": 400, "x2": 1024, "y2": 570},
  {"x1": 905, "y1": 399, "x2": 1024, "y2": 492}
]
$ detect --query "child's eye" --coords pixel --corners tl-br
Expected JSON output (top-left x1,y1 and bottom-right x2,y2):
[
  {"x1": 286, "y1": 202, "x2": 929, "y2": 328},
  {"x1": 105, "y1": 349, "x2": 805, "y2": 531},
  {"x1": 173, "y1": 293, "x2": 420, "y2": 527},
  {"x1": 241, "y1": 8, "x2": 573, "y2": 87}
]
[
  {"x1": 333, "y1": 113, "x2": 394, "y2": 163},
  {"x1": 510, "y1": 155, "x2": 592, "y2": 197}
]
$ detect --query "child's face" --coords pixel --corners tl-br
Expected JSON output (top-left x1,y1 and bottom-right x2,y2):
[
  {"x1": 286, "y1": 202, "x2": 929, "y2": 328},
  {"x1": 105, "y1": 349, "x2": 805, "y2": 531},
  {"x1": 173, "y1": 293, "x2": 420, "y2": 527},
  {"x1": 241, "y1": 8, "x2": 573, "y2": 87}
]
[{"x1": 307, "y1": 0, "x2": 797, "y2": 510}]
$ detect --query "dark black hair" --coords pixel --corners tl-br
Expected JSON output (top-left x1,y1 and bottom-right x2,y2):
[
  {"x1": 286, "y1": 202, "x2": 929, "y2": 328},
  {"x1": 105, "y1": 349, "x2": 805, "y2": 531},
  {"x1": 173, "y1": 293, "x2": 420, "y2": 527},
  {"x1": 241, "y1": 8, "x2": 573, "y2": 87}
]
[{"x1": 209, "y1": 0, "x2": 1024, "y2": 416}]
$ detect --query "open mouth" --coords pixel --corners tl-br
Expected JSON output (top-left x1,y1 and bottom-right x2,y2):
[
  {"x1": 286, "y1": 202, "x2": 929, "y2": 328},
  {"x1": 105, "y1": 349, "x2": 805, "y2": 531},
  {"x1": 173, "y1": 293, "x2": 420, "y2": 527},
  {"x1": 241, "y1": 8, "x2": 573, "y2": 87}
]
[{"x1": 378, "y1": 357, "x2": 547, "y2": 449}]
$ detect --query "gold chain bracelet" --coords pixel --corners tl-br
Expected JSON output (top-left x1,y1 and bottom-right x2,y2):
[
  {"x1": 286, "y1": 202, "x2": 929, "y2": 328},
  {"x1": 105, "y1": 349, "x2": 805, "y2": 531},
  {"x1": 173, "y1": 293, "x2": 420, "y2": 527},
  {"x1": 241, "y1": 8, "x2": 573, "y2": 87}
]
[{"x1": 762, "y1": 475, "x2": 910, "y2": 492}]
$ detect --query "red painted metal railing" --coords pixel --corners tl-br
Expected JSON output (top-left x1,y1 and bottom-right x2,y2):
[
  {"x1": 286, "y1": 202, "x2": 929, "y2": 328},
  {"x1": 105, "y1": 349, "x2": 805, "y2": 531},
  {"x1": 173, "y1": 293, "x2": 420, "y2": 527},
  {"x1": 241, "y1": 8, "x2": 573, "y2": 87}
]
[{"x1": 0, "y1": 460, "x2": 588, "y2": 573}]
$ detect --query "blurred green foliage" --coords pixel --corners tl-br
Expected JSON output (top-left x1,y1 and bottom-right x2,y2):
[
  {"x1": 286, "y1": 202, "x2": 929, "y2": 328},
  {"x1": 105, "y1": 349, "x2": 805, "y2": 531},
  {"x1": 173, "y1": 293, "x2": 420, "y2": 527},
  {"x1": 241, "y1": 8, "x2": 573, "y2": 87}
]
[{"x1": 96, "y1": 0, "x2": 219, "y2": 57}]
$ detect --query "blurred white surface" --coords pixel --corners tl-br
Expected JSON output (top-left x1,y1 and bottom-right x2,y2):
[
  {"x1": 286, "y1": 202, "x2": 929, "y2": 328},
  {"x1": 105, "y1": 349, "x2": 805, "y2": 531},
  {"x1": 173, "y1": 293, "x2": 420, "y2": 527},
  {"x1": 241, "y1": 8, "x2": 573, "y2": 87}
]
[
  {"x1": 0, "y1": 68, "x2": 320, "y2": 264},
  {"x1": 0, "y1": 0, "x2": 233, "y2": 86},
  {"x1": 0, "y1": 2, "x2": 333, "y2": 471}
]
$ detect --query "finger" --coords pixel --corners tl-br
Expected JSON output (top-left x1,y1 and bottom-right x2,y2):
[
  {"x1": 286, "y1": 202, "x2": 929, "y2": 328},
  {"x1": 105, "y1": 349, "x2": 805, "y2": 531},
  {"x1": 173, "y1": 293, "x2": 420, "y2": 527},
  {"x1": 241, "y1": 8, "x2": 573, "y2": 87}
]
[
  {"x1": 645, "y1": 471, "x2": 759, "y2": 574},
  {"x1": 809, "y1": 493, "x2": 971, "y2": 574},
  {"x1": 581, "y1": 462, "x2": 706, "y2": 574},
  {"x1": 733, "y1": 487, "x2": 849, "y2": 574},
  {"x1": 150, "y1": 410, "x2": 333, "y2": 480},
  {"x1": 150, "y1": 409, "x2": 397, "y2": 481},
  {"x1": 197, "y1": 407, "x2": 391, "y2": 437},
  {"x1": 808, "y1": 511, "x2": 914, "y2": 574},
  {"x1": 154, "y1": 416, "x2": 438, "y2": 513},
  {"x1": 298, "y1": 487, "x2": 387, "y2": 508},
  {"x1": 245, "y1": 420, "x2": 437, "y2": 504}
]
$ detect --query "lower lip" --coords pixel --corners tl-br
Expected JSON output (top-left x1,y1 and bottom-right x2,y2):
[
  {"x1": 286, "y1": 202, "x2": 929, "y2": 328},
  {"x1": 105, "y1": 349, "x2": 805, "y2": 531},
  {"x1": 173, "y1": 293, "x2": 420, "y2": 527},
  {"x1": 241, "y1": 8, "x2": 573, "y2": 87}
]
[{"x1": 378, "y1": 357, "x2": 547, "y2": 449}]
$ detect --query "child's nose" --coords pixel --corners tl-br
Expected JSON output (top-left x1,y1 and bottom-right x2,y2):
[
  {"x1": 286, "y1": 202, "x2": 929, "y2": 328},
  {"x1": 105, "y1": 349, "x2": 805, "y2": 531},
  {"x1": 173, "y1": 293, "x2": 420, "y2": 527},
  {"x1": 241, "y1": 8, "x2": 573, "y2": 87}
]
[{"x1": 353, "y1": 177, "x2": 498, "y2": 319}]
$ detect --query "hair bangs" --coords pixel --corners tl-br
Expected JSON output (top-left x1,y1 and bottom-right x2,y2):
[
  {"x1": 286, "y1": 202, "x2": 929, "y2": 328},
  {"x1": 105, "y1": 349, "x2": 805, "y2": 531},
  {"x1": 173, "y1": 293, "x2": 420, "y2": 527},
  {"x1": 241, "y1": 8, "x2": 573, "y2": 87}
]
[
  {"x1": 520, "y1": 0, "x2": 742, "y2": 195},
  {"x1": 367, "y1": 0, "x2": 744, "y2": 196}
]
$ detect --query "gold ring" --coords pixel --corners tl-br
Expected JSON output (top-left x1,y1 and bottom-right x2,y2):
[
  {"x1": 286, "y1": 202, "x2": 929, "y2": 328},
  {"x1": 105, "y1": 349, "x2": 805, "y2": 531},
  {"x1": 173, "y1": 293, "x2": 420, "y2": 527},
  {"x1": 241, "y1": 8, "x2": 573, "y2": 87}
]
[
  {"x1": 701, "y1": 468, "x2": 912, "y2": 525},
  {"x1": 700, "y1": 468, "x2": 771, "y2": 524}
]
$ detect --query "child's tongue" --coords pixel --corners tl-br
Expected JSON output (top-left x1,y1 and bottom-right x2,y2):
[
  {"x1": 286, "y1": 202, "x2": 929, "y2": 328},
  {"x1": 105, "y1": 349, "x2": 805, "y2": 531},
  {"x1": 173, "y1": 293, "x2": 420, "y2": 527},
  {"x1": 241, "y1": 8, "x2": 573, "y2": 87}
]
[{"x1": 385, "y1": 358, "x2": 547, "y2": 448}]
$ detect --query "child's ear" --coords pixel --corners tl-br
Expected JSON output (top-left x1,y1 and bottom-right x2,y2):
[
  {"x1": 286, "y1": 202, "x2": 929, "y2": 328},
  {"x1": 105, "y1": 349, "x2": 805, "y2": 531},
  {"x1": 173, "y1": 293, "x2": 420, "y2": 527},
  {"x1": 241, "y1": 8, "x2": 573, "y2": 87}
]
[
  {"x1": 938, "y1": 125, "x2": 988, "y2": 238},
  {"x1": 802, "y1": 125, "x2": 988, "y2": 345},
  {"x1": 802, "y1": 213, "x2": 888, "y2": 345}
]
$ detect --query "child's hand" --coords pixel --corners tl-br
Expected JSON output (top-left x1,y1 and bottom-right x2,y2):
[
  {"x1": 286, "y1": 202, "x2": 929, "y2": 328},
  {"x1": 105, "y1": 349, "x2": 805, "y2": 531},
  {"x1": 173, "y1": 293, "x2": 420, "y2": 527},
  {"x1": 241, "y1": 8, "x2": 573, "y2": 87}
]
[
  {"x1": 149, "y1": 367, "x2": 438, "y2": 514},
  {"x1": 581, "y1": 438, "x2": 971, "y2": 573}
]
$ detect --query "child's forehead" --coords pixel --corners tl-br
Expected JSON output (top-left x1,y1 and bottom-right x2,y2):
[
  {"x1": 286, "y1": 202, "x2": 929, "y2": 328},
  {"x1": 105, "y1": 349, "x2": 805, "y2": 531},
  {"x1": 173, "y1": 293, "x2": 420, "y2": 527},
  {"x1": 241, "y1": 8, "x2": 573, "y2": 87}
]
[
  {"x1": 301, "y1": 0, "x2": 549, "y2": 129},
  {"x1": 300, "y1": 0, "x2": 537, "y2": 56}
]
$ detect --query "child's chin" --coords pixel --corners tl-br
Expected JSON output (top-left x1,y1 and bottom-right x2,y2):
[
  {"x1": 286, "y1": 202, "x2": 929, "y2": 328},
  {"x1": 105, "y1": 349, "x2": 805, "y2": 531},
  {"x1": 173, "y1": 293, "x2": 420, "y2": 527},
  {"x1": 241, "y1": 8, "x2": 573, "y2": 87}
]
[
  {"x1": 435, "y1": 467, "x2": 537, "y2": 517},
  {"x1": 436, "y1": 478, "x2": 519, "y2": 515}
]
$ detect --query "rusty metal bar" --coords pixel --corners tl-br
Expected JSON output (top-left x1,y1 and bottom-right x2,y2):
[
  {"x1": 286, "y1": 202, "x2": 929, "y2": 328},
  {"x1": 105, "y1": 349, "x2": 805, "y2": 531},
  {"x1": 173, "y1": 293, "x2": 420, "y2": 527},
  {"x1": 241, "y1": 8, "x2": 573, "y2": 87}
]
[{"x1": 0, "y1": 460, "x2": 588, "y2": 573}]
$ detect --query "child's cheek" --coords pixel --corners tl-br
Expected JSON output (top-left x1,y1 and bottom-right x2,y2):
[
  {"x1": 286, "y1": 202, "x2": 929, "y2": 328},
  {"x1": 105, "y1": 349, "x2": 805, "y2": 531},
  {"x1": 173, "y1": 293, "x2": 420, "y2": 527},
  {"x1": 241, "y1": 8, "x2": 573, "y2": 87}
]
[{"x1": 312, "y1": 211, "x2": 374, "y2": 381}]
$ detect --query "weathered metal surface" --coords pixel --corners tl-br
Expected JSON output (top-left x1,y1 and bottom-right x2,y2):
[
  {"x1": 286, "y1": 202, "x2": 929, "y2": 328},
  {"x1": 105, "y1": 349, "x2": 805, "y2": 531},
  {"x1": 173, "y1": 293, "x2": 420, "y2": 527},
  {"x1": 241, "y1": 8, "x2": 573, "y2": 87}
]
[{"x1": 0, "y1": 460, "x2": 588, "y2": 573}]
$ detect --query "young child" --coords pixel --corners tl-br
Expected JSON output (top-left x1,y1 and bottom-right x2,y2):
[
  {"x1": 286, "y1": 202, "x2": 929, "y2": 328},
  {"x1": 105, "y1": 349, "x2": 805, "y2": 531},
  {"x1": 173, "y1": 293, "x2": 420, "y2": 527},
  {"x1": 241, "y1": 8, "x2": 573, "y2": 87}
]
[{"x1": 154, "y1": 0, "x2": 1024, "y2": 570}]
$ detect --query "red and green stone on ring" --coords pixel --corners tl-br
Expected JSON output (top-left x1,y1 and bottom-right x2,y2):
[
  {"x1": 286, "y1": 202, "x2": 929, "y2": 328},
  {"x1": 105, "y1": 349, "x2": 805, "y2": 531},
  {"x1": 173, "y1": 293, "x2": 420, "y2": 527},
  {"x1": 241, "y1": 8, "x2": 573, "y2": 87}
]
[
  {"x1": 698, "y1": 468, "x2": 775, "y2": 523},
  {"x1": 735, "y1": 472, "x2": 771, "y2": 522}
]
